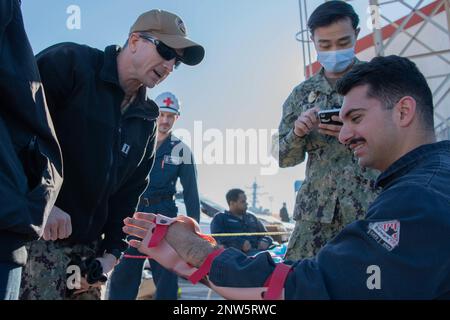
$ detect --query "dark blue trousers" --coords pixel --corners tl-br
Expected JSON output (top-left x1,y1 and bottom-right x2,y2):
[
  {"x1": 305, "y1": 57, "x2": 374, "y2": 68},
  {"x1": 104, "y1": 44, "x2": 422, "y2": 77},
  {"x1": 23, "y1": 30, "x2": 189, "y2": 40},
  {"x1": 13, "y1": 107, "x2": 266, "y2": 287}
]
[{"x1": 108, "y1": 200, "x2": 179, "y2": 300}]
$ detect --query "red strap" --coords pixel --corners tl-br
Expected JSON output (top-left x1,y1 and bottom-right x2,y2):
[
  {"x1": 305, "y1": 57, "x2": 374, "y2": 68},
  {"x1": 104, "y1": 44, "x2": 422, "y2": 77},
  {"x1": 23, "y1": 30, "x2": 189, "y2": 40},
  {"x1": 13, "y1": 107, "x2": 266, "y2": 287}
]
[
  {"x1": 148, "y1": 219, "x2": 169, "y2": 248},
  {"x1": 264, "y1": 263, "x2": 292, "y2": 300},
  {"x1": 263, "y1": 273, "x2": 273, "y2": 287},
  {"x1": 122, "y1": 254, "x2": 150, "y2": 259},
  {"x1": 188, "y1": 248, "x2": 225, "y2": 284}
]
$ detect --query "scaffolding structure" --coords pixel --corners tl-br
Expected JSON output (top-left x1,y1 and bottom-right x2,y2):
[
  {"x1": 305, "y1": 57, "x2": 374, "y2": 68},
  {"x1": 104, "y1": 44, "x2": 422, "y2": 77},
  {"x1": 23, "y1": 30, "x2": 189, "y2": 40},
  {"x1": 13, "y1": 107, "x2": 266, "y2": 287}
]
[{"x1": 296, "y1": 0, "x2": 450, "y2": 141}]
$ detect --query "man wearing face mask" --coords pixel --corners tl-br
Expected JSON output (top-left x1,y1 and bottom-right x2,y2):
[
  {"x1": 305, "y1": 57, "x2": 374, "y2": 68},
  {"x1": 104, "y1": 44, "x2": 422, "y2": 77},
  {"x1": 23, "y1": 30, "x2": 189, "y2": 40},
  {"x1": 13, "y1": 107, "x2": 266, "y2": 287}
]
[{"x1": 273, "y1": 1, "x2": 379, "y2": 261}]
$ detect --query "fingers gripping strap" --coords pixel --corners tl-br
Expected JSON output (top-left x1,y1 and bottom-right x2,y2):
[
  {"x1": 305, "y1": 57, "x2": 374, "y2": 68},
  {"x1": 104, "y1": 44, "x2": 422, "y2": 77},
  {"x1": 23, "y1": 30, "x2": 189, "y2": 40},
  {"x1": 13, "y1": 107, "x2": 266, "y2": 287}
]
[
  {"x1": 264, "y1": 263, "x2": 292, "y2": 300},
  {"x1": 148, "y1": 215, "x2": 175, "y2": 248},
  {"x1": 188, "y1": 248, "x2": 225, "y2": 284}
]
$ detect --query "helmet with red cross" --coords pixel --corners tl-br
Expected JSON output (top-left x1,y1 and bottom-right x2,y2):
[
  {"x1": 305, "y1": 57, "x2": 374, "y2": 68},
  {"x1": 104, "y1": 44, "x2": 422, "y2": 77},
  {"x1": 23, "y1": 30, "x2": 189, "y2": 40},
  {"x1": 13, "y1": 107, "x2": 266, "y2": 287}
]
[{"x1": 155, "y1": 92, "x2": 181, "y2": 115}]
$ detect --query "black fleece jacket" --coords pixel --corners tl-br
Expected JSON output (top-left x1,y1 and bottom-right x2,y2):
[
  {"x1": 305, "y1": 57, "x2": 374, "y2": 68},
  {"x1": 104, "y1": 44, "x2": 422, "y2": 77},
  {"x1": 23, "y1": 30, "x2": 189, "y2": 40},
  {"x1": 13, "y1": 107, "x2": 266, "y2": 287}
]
[{"x1": 36, "y1": 42, "x2": 159, "y2": 256}]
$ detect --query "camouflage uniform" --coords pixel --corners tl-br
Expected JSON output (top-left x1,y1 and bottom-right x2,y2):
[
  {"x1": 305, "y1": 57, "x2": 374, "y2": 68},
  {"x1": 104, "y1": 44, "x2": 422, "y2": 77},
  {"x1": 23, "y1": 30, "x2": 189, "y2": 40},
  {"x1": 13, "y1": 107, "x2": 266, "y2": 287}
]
[
  {"x1": 274, "y1": 62, "x2": 379, "y2": 260},
  {"x1": 20, "y1": 240, "x2": 102, "y2": 300}
]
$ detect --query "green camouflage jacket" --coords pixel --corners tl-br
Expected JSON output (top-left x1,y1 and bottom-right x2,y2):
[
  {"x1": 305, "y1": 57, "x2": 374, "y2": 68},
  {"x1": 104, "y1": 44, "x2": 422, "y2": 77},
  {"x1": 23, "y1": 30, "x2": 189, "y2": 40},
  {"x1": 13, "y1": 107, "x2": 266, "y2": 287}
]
[{"x1": 274, "y1": 62, "x2": 379, "y2": 224}]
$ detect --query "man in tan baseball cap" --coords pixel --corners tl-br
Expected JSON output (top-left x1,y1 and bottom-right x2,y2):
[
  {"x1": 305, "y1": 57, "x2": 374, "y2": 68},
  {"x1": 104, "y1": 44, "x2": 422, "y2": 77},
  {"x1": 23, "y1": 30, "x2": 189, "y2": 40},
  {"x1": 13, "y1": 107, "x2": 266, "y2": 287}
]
[
  {"x1": 19, "y1": 8, "x2": 204, "y2": 301},
  {"x1": 129, "y1": 9, "x2": 205, "y2": 66}
]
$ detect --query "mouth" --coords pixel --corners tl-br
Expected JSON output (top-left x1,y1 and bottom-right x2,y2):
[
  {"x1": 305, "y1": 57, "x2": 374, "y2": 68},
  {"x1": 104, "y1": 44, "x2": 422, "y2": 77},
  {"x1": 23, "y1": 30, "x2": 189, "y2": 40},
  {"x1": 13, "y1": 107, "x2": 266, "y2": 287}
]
[
  {"x1": 353, "y1": 144, "x2": 365, "y2": 155},
  {"x1": 349, "y1": 139, "x2": 367, "y2": 157},
  {"x1": 153, "y1": 70, "x2": 162, "y2": 79}
]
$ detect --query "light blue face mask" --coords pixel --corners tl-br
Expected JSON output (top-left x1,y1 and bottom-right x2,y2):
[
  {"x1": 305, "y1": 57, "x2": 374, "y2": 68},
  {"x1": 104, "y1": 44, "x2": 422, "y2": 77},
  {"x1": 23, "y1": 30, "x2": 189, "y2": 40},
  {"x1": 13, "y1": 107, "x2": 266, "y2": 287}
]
[{"x1": 317, "y1": 47, "x2": 355, "y2": 73}]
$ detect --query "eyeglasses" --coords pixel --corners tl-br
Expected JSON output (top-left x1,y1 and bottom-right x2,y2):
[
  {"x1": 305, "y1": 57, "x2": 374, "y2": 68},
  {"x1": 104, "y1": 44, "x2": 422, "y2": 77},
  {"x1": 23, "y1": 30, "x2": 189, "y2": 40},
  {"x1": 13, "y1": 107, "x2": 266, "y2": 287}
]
[{"x1": 139, "y1": 34, "x2": 182, "y2": 68}]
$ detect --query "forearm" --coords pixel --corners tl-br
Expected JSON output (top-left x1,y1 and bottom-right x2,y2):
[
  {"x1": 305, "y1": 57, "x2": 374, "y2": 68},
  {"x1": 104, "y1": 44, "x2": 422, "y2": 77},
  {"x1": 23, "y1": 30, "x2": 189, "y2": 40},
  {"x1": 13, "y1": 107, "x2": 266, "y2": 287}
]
[
  {"x1": 184, "y1": 194, "x2": 200, "y2": 222},
  {"x1": 165, "y1": 222, "x2": 218, "y2": 267},
  {"x1": 278, "y1": 129, "x2": 308, "y2": 167},
  {"x1": 180, "y1": 161, "x2": 200, "y2": 222}
]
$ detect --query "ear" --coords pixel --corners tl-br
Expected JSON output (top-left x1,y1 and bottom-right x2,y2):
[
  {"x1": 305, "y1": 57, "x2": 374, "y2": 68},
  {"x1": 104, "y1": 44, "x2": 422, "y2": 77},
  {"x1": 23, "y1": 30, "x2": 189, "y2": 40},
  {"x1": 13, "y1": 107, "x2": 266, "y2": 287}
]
[
  {"x1": 355, "y1": 27, "x2": 361, "y2": 38},
  {"x1": 394, "y1": 96, "x2": 416, "y2": 128},
  {"x1": 128, "y1": 33, "x2": 140, "y2": 53}
]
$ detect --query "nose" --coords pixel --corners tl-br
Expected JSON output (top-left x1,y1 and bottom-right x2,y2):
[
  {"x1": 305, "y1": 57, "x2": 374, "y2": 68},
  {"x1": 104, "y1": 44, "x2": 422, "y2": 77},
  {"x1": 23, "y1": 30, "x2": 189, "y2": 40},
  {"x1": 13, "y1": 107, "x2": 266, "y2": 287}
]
[
  {"x1": 163, "y1": 59, "x2": 177, "y2": 73},
  {"x1": 158, "y1": 114, "x2": 167, "y2": 122},
  {"x1": 338, "y1": 122, "x2": 352, "y2": 145}
]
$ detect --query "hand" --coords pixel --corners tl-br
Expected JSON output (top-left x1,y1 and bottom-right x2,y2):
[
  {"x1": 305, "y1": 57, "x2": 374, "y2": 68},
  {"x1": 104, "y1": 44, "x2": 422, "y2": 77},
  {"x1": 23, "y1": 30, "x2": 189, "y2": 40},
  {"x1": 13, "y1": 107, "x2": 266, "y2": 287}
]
[
  {"x1": 96, "y1": 253, "x2": 118, "y2": 275},
  {"x1": 43, "y1": 206, "x2": 72, "y2": 241},
  {"x1": 241, "y1": 240, "x2": 252, "y2": 253},
  {"x1": 72, "y1": 276, "x2": 103, "y2": 295},
  {"x1": 72, "y1": 253, "x2": 117, "y2": 296},
  {"x1": 293, "y1": 107, "x2": 320, "y2": 137},
  {"x1": 318, "y1": 115, "x2": 343, "y2": 138},
  {"x1": 123, "y1": 212, "x2": 218, "y2": 268},
  {"x1": 257, "y1": 240, "x2": 269, "y2": 250}
]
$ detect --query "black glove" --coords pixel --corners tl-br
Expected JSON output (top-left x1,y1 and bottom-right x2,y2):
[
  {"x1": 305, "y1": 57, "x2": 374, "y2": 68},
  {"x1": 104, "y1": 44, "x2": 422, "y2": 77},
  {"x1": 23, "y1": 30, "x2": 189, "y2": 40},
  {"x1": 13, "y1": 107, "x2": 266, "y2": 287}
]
[
  {"x1": 69, "y1": 256, "x2": 108, "y2": 285},
  {"x1": 83, "y1": 257, "x2": 108, "y2": 284}
]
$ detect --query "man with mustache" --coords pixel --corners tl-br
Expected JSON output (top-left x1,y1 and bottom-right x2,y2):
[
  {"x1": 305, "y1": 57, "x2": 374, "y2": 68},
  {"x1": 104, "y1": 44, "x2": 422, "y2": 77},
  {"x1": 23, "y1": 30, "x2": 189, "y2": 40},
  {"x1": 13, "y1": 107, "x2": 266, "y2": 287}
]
[
  {"x1": 108, "y1": 92, "x2": 200, "y2": 300},
  {"x1": 20, "y1": 10, "x2": 204, "y2": 300},
  {"x1": 124, "y1": 56, "x2": 450, "y2": 299}
]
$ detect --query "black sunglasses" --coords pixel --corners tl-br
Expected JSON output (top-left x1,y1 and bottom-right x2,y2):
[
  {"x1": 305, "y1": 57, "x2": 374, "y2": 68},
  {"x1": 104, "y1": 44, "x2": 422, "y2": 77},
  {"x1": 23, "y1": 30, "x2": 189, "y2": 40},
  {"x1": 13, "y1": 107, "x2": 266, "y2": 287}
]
[{"x1": 139, "y1": 34, "x2": 182, "y2": 67}]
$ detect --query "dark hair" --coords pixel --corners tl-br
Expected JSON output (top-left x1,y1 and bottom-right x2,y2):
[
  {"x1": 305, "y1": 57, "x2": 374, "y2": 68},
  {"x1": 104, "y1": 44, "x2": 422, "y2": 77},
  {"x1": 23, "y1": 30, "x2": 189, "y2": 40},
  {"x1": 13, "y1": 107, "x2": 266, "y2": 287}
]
[
  {"x1": 336, "y1": 55, "x2": 434, "y2": 130},
  {"x1": 226, "y1": 188, "x2": 245, "y2": 205},
  {"x1": 307, "y1": 1, "x2": 359, "y2": 34}
]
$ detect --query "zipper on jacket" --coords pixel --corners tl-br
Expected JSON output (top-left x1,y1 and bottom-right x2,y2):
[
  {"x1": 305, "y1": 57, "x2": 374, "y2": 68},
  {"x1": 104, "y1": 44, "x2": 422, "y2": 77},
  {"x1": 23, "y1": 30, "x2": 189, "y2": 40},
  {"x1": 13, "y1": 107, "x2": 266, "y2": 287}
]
[
  {"x1": 86, "y1": 123, "x2": 121, "y2": 237},
  {"x1": 85, "y1": 106, "x2": 154, "y2": 239}
]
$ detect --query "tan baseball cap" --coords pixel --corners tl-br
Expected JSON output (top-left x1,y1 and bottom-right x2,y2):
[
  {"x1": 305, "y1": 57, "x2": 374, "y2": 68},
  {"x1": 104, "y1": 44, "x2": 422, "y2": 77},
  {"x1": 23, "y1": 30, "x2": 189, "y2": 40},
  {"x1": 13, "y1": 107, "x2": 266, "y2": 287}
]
[{"x1": 130, "y1": 9, "x2": 205, "y2": 66}]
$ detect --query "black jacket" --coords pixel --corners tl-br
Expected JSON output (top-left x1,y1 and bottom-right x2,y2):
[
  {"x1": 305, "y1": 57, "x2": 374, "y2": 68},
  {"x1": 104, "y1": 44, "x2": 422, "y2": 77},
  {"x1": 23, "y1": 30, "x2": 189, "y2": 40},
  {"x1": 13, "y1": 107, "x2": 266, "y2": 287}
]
[
  {"x1": 210, "y1": 211, "x2": 273, "y2": 251},
  {"x1": 36, "y1": 43, "x2": 159, "y2": 255},
  {"x1": 0, "y1": 0, "x2": 63, "y2": 265}
]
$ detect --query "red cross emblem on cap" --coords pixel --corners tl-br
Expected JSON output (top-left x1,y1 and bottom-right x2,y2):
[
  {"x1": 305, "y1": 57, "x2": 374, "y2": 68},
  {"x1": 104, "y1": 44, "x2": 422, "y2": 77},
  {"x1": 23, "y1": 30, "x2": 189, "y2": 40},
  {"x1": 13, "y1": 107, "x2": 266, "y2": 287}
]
[{"x1": 163, "y1": 97, "x2": 174, "y2": 107}]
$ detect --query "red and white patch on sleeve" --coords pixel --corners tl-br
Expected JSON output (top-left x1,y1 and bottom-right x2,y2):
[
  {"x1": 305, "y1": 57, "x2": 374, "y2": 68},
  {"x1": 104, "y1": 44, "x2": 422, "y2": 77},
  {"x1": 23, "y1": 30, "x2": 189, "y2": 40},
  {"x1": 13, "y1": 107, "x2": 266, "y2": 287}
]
[{"x1": 367, "y1": 220, "x2": 401, "y2": 251}]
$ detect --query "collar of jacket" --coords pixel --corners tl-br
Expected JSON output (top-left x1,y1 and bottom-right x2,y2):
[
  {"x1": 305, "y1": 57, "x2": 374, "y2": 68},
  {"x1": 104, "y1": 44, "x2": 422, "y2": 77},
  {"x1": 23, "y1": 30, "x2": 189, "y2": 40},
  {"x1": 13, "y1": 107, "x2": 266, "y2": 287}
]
[
  {"x1": 157, "y1": 133, "x2": 182, "y2": 155},
  {"x1": 376, "y1": 140, "x2": 450, "y2": 189},
  {"x1": 156, "y1": 133, "x2": 173, "y2": 155},
  {"x1": 100, "y1": 45, "x2": 122, "y2": 87},
  {"x1": 224, "y1": 210, "x2": 246, "y2": 220},
  {"x1": 100, "y1": 45, "x2": 160, "y2": 120},
  {"x1": 311, "y1": 58, "x2": 364, "y2": 96}
]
